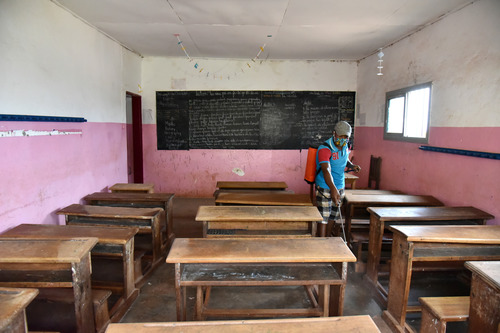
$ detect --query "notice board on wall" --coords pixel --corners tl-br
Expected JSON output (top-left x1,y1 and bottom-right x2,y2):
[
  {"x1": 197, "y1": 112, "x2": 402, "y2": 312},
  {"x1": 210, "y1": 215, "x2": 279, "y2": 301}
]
[{"x1": 156, "y1": 91, "x2": 355, "y2": 150}]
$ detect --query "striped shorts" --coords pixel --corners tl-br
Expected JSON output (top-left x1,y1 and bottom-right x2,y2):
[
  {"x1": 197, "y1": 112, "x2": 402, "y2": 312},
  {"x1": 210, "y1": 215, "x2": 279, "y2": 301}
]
[{"x1": 315, "y1": 186, "x2": 344, "y2": 224}]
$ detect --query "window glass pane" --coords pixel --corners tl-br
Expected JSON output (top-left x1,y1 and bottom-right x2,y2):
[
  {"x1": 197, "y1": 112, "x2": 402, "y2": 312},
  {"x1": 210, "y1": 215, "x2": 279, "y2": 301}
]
[
  {"x1": 387, "y1": 96, "x2": 404, "y2": 133},
  {"x1": 404, "y1": 87, "x2": 430, "y2": 138}
]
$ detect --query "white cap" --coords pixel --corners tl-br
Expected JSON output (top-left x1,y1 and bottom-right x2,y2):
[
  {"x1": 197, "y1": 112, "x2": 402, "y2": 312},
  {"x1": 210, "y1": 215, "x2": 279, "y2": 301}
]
[{"x1": 334, "y1": 121, "x2": 352, "y2": 137}]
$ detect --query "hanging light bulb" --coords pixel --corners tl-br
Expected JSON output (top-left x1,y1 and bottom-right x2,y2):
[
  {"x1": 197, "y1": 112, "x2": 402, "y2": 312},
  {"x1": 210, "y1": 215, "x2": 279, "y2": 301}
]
[{"x1": 377, "y1": 49, "x2": 384, "y2": 76}]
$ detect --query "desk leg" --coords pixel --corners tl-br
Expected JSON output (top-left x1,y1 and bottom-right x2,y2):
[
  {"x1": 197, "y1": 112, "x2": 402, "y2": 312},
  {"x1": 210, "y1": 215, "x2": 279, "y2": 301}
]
[
  {"x1": 174, "y1": 263, "x2": 183, "y2": 321},
  {"x1": 318, "y1": 284, "x2": 330, "y2": 316},
  {"x1": 383, "y1": 235, "x2": 414, "y2": 332},
  {"x1": 345, "y1": 204, "x2": 353, "y2": 246},
  {"x1": 72, "y1": 253, "x2": 96, "y2": 333},
  {"x1": 152, "y1": 215, "x2": 162, "y2": 264},
  {"x1": 123, "y1": 239, "x2": 136, "y2": 299},
  {"x1": 166, "y1": 197, "x2": 175, "y2": 248},
  {"x1": 196, "y1": 286, "x2": 203, "y2": 320},
  {"x1": 318, "y1": 224, "x2": 326, "y2": 237},
  {"x1": 329, "y1": 262, "x2": 347, "y2": 316},
  {"x1": 366, "y1": 216, "x2": 384, "y2": 285},
  {"x1": 311, "y1": 222, "x2": 317, "y2": 239}
]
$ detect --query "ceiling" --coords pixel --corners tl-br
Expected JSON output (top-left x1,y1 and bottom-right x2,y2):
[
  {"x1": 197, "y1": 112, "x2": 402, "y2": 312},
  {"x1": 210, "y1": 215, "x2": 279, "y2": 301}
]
[{"x1": 54, "y1": 0, "x2": 473, "y2": 61}]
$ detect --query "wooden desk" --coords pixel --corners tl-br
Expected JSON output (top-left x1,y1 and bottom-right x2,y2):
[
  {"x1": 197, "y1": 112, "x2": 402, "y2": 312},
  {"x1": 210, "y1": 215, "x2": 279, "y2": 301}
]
[
  {"x1": 465, "y1": 261, "x2": 500, "y2": 332},
  {"x1": 110, "y1": 183, "x2": 155, "y2": 193},
  {"x1": 344, "y1": 189, "x2": 404, "y2": 196},
  {"x1": 343, "y1": 193, "x2": 443, "y2": 246},
  {"x1": 1, "y1": 223, "x2": 139, "y2": 321},
  {"x1": 0, "y1": 238, "x2": 98, "y2": 333},
  {"x1": 213, "y1": 189, "x2": 293, "y2": 199},
  {"x1": 365, "y1": 206, "x2": 494, "y2": 302},
  {"x1": 57, "y1": 204, "x2": 165, "y2": 284},
  {"x1": 0, "y1": 287, "x2": 38, "y2": 333},
  {"x1": 104, "y1": 315, "x2": 381, "y2": 332},
  {"x1": 196, "y1": 205, "x2": 323, "y2": 238},
  {"x1": 381, "y1": 225, "x2": 500, "y2": 333},
  {"x1": 84, "y1": 192, "x2": 175, "y2": 251},
  {"x1": 215, "y1": 192, "x2": 312, "y2": 206},
  {"x1": 166, "y1": 238, "x2": 356, "y2": 321},
  {"x1": 216, "y1": 181, "x2": 288, "y2": 191},
  {"x1": 344, "y1": 173, "x2": 358, "y2": 189}
]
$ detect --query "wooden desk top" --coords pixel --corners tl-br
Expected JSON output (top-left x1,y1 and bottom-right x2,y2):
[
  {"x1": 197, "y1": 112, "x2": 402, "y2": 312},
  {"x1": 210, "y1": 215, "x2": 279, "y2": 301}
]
[
  {"x1": 344, "y1": 189, "x2": 404, "y2": 195},
  {"x1": 84, "y1": 192, "x2": 174, "y2": 202},
  {"x1": 166, "y1": 238, "x2": 356, "y2": 264},
  {"x1": 216, "y1": 181, "x2": 288, "y2": 190},
  {"x1": 0, "y1": 287, "x2": 39, "y2": 330},
  {"x1": 104, "y1": 316, "x2": 380, "y2": 332},
  {"x1": 215, "y1": 193, "x2": 312, "y2": 206},
  {"x1": 56, "y1": 204, "x2": 163, "y2": 219},
  {"x1": 344, "y1": 193, "x2": 443, "y2": 206},
  {"x1": 0, "y1": 238, "x2": 98, "y2": 263},
  {"x1": 196, "y1": 205, "x2": 323, "y2": 222},
  {"x1": 465, "y1": 261, "x2": 500, "y2": 290},
  {"x1": 1, "y1": 223, "x2": 138, "y2": 245},
  {"x1": 344, "y1": 173, "x2": 359, "y2": 181},
  {"x1": 110, "y1": 183, "x2": 155, "y2": 192},
  {"x1": 389, "y1": 225, "x2": 500, "y2": 244},
  {"x1": 367, "y1": 206, "x2": 494, "y2": 222}
]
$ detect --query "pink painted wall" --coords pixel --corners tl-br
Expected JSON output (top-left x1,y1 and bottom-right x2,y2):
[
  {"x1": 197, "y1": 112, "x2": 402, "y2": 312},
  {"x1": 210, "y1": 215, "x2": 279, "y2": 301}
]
[
  {"x1": 0, "y1": 121, "x2": 128, "y2": 233},
  {"x1": 351, "y1": 126, "x2": 500, "y2": 225},
  {"x1": 143, "y1": 124, "x2": 499, "y2": 225},
  {"x1": 142, "y1": 124, "x2": 312, "y2": 196}
]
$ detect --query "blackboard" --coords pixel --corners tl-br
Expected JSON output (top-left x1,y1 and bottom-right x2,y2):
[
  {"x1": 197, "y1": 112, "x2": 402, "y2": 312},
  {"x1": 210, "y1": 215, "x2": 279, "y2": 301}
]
[{"x1": 156, "y1": 91, "x2": 355, "y2": 150}]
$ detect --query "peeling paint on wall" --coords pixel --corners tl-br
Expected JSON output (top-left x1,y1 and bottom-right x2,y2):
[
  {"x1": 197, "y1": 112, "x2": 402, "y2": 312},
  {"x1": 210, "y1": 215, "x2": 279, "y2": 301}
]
[{"x1": 232, "y1": 167, "x2": 245, "y2": 176}]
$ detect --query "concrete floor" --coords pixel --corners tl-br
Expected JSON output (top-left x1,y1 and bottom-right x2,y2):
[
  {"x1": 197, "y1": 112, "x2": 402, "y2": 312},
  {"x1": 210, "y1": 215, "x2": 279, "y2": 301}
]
[{"x1": 120, "y1": 197, "x2": 393, "y2": 332}]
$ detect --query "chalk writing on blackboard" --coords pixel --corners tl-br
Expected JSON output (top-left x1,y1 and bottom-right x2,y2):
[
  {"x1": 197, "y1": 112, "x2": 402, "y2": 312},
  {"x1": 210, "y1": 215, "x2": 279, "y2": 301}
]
[{"x1": 156, "y1": 91, "x2": 356, "y2": 150}]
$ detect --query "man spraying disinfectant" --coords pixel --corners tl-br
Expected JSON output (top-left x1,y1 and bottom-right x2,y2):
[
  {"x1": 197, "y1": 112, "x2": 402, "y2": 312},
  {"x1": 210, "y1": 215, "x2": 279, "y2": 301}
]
[{"x1": 315, "y1": 121, "x2": 361, "y2": 237}]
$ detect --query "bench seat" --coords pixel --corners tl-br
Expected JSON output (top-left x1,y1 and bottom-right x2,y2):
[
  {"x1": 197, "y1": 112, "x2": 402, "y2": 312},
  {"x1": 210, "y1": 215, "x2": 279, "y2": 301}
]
[{"x1": 419, "y1": 296, "x2": 470, "y2": 333}]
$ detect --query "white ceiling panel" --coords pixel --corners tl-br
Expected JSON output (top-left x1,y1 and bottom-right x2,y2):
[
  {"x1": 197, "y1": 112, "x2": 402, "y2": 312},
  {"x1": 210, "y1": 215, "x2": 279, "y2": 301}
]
[{"x1": 55, "y1": 0, "x2": 474, "y2": 60}]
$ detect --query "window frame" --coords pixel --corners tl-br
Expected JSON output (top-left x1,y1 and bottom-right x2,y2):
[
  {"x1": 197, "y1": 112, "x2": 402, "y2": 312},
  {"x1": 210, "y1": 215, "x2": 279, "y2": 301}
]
[{"x1": 383, "y1": 82, "x2": 432, "y2": 144}]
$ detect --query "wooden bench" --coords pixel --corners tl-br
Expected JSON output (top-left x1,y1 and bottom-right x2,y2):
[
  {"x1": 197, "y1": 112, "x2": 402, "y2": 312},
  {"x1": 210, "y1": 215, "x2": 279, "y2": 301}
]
[
  {"x1": 1, "y1": 223, "x2": 140, "y2": 322},
  {"x1": 0, "y1": 238, "x2": 98, "y2": 333},
  {"x1": 382, "y1": 225, "x2": 500, "y2": 333},
  {"x1": 196, "y1": 205, "x2": 322, "y2": 238},
  {"x1": 365, "y1": 206, "x2": 494, "y2": 304},
  {"x1": 0, "y1": 287, "x2": 38, "y2": 333},
  {"x1": 216, "y1": 181, "x2": 288, "y2": 191},
  {"x1": 109, "y1": 183, "x2": 154, "y2": 193},
  {"x1": 83, "y1": 192, "x2": 175, "y2": 252},
  {"x1": 419, "y1": 296, "x2": 469, "y2": 333},
  {"x1": 104, "y1": 315, "x2": 381, "y2": 332},
  {"x1": 215, "y1": 192, "x2": 312, "y2": 206},
  {"x1": 27, "y1": 288, "x2": 112, "y2": 333},
  {"x1": 342, "y1": 193, "x2": 443, "y2": 272},
  {"x1": 56, "y1": 204, "x2": 165, "y2": 287}
]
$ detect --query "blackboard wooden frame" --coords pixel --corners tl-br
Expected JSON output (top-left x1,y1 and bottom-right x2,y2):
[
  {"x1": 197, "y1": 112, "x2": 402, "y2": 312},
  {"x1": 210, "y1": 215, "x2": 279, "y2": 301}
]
[{"x1": 156, "y1": 91, "x2": 355, "y2": 150}]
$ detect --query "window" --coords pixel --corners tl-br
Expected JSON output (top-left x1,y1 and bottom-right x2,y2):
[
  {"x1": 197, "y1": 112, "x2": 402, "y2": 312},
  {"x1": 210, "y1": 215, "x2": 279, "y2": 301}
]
[{"x1": 384, "y1": 82, "x2": 432, "y2": 143}]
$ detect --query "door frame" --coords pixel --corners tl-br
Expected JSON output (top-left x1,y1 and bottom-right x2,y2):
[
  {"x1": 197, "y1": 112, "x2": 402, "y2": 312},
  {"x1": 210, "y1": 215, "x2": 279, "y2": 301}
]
[{"x1": 126, "y1": 91, "x2": 143, "y2": 183}]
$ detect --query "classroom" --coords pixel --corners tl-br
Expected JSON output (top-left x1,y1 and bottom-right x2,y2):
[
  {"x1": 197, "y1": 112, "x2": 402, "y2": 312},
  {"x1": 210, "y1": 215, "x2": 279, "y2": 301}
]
[{"x1": 0, "y1": 0, "x2": 499, "y2": 332}]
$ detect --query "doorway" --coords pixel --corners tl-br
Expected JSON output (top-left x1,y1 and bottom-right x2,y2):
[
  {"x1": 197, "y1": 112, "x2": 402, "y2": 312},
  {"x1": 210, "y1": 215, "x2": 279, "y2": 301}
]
[{"x1": 125, "y1": 91, "x2": 143, "y2": 183}]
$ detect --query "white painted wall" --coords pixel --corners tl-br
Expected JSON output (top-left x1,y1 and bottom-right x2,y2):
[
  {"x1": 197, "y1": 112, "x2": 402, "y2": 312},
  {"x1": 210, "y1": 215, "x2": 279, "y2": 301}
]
[
  {"x1": 357, "y1": 0, "x2": 500, "y2": 128},
  {"x1": 141, "y1": 57, "x2": 357, "y2": 124},
  {"x1": 0, "y1": 0, "x2": 141, "y2": 123},
  {"x1": 0, "y1": 0, "x2": 142, "y2": 233}
]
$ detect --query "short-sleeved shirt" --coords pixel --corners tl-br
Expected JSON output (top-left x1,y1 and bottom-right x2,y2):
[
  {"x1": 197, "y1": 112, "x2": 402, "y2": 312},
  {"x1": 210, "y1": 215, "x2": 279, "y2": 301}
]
[{"x1": 315, "y1": 137, "x2": 350, "y2": 190}]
